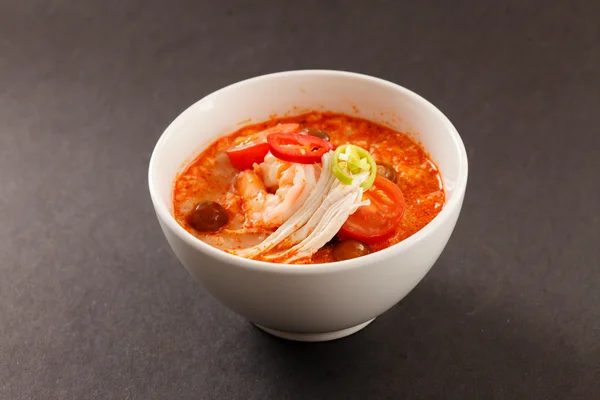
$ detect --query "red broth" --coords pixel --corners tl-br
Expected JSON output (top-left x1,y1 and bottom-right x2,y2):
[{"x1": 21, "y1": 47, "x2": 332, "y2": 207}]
[{"x1": 173, "y1": 112, "x2": 445, "y2": 264}]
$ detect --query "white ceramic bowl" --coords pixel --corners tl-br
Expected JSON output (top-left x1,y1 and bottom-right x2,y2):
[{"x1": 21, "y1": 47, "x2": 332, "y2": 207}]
[{"x1": 149, "y1": 70, "x2": 468, "y2": 342}]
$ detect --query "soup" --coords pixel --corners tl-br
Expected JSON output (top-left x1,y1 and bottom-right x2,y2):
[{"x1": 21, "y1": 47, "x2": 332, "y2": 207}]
[{"x1": 173, "y1": 111, "x2": 444, "y2": 264}]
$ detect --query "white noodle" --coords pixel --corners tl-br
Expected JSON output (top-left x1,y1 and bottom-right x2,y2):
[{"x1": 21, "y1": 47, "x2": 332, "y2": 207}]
[
  {"x1": 264, "y1": 172, "x2": 369, "y2": 263},
  {"x1": 230, "y1": 152, "x2": 335, "y2": 258},
  {"x1": 228, "y1": 152, "x2": 370, "y2": 263}
]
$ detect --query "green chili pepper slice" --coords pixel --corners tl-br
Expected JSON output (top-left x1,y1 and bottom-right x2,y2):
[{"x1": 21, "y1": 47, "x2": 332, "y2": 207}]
[{"x1": 332, "y1": 144, "x2": 377, "y2": 190}]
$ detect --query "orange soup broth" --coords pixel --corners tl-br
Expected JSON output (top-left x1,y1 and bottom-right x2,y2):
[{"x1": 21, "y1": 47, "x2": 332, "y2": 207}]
[{"x1": 173, "y1": 112, "x2": 445, "y2": 264}]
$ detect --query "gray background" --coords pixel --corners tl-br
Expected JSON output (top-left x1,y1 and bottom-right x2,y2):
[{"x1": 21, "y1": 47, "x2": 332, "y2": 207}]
[{"x1": 1, "y1": 0, "x2": 599, "y2": 399}]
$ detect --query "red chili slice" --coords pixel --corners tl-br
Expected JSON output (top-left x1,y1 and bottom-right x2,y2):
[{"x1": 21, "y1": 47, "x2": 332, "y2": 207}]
[{"x1": 267, "y1": 133, "x2": 335, "y2": 164}]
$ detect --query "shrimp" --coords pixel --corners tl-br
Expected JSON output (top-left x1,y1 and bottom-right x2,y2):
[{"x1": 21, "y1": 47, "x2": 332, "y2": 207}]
[
  {"x1": 255, "y1": 152, "x2": 292, "y2": 190},
  {"x1": 236, "y1": 153, "x2": 320, "y2": 228}
]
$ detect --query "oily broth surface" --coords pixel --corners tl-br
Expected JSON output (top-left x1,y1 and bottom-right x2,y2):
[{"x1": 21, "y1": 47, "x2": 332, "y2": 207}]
[{"x1": 173, "y1": 112, "x2": 445, "y2": 263}]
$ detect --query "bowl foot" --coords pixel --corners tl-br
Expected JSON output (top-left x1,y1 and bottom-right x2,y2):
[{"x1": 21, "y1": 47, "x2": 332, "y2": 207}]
[{"x1": 254, "y1": 318, "x2": 375, "y2": 342}]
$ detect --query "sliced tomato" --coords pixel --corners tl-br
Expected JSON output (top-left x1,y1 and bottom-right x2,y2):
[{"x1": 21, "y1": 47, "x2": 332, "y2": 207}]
[
  {"x1": 338, "y1": 175, "x2": 405, "y2": 244},
  {"x1": 267, "y1": 133, "x2": 335, "y2": 164},
  {"x1": 226, "y1": 142, "x2": 270, "y2": 170},
  {"x1": 226, "y1": 124, "x2": 299, "y2": 170}
]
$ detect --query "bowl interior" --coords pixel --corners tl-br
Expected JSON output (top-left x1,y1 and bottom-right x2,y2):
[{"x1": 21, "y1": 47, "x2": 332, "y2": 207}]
[{"x1": 150, "y1": 70, "x2": 466, "y2": 248}]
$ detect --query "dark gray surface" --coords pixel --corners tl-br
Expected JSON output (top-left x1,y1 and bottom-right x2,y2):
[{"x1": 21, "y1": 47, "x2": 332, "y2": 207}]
[{"x1": 1, "y1": 0, "x2": 599, "y2": 398}]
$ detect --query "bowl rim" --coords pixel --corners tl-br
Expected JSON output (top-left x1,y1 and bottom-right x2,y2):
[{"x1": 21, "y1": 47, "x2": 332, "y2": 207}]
[{"x1": 148, "y1": 69, "x2": 468, "y2": 275}]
